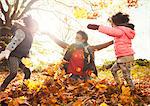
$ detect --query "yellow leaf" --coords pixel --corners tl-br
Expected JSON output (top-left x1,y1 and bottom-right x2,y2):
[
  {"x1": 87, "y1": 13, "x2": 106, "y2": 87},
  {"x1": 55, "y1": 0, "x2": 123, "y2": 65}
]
[
  {"x1": 24, "y1": 79, "x2": 43, "y2": 92},
  {"x1": 120, "y1": 86, "x2": 133, "y2": 104},
  {"x1": 95, "y1": 83, "x2": 108, "y2": 91},
  {"x1": 100, "y1": 102, "x2": 108, "y2": 106},
  {"x1": 73, "y1": 6, "x2": 88, "y2": 19},
  {"x1": 121, "y1": 85, "x2": 131, "y2": 96},
  {"x1": 47, "y1": 69, "x2": 55, "y2": 76},
  {"x1": 16, "y1": 96, "x2": 27, "y2": 104},
  {"x1": 118, "y1": 103, "x2": 123, "y2": 106},
  {"x1": 21, "y1": 58, "x2": 32, "y2": 68}
]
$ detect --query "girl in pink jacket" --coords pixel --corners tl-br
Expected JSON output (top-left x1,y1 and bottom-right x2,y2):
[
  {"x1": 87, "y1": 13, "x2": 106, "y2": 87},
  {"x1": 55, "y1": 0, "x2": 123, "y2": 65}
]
[{"x1": 87, "y1": 12, "x2": 135, "y2": 90}]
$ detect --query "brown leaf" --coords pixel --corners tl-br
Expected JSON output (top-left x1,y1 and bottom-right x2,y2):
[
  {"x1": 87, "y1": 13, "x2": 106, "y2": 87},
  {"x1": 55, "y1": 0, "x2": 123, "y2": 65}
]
[
  {"x1": 0, "y1": 92, "x2": 9, "y2": 102},
  {"x1": 72, "y1": 99, "x2": 82, "y2": 106}
]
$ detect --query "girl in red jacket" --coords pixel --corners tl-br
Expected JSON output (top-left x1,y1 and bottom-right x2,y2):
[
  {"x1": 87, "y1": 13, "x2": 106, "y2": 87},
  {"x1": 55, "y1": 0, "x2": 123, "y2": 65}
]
[{"x1": 87, "y1": 12, "x2": 135, "y2": 90}]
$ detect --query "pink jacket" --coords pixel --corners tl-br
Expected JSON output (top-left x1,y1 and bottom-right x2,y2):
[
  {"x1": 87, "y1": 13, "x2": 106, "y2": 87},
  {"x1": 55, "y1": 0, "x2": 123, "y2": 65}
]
[{"x1": 98, "y1": 25, "x2": 135, "y2": 57}]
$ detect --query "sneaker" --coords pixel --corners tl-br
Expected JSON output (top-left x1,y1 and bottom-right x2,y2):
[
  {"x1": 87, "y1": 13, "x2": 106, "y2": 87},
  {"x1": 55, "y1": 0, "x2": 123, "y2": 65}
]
[{"x1": 0, "y1": 86, "x2": 5, "y2": 92}]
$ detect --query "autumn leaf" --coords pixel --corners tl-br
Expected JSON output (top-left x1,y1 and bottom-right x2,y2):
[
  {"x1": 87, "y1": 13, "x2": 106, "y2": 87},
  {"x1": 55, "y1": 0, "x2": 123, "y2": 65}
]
[
  {"x1": 120, "y1": 86, "x2": 134, "y2": 104},
  {"x1": 21, "y1": 58, "x2": 32, "y2": 68},
  {"x1": 0, "y1": 60, "x2": 149, "y2": 105},
  {"x1": 24, "y1": 79, "x2": 43, "y2": 92},
  {"x1": 95, "y1": 83, "x2": 108, "y2": 91},
  {"x1": 49, "y1": 97, "x2": 57, "y2": 104},
  {"x1": 100, "y1": 102, "x2": 108, "y2": 106},
  {"x1": 47, "y1": 68, "x2": 55, "y2": 76},
  {"x1": 72, "y1": 99, "x2": 82, "y2": 106},
  {"x1": 8, "y1": 99, "x2": 19, "y2": 106},
  {"x1": 121, "y1": 85, "x2": 131, "y2": 96},
  {"x1": 73, "y1": 6, "x2": 88, "y2": 19},
  {"x1": 87, "y1": 12, "x2": 98, "y2": 19},
  {"x1": 67, "y1": 85, "x2": 78, "y2": 91},
  {"x1": 0, "y1": 92, "x2": 9, "y2": 102},
  {"x1": 119, "y1": 95, "x2": 133, "y2": 104},
  {"x1": 8, "y1": 96, "x2": 29, "y2": 106},
  {"x1": 118, "y1": 104, "x2": 123, "y2": 106}
]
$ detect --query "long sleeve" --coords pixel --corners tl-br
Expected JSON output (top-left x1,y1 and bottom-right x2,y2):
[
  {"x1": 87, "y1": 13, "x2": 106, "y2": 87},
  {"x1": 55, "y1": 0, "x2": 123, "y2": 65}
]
[
  {"x1": 98, "y1": 25, "x2": 123, "y2": 37},
  {"x1": 90, "y1": 40, "x2": 113, "y2": 51},
  {"x1": 6, "y1": 29, "x2": 25, "y2": 51},
  {"x1": 48, "y1": 33, "x2": 69, "y2": 49}
]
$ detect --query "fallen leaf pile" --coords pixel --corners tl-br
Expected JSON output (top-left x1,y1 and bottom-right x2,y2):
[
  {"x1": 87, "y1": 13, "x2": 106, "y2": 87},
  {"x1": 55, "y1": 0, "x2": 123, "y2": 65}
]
[{"x1": 0, "y1": 63, "x2": 149, "y2": 106}]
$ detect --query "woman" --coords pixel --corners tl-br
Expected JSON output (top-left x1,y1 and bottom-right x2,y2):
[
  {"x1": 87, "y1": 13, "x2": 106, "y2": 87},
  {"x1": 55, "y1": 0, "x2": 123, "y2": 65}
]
[{"x1": 47, "y1": 30, "x2": 113, "y2": 80}]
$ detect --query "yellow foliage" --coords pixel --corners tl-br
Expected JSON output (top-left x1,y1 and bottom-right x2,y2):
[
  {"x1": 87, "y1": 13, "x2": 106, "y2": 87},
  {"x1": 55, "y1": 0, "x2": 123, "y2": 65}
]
[
  {"x1": 24, "y1": 79, "x2": 43, "y2": 92},
  {"x1": 120, "y1": 86, "x2": 133, "y2": 104},
  {"x1": 73, "y1": 6, "x2": 88, "y2": 19},
  {"x1": 100, "y1": 102, "x2": 108, "y2": 106},
  {"x1": 8, "y1": 96, "x2": 28, "y2": 106},
  {"x1": 21, "y1": 58, "x2": 32, "y2": 68},
  {"x1": 121, "y1": 85, "x2": 131, "y2": 96},
  {"x1": 95, "y1": 83, "x2": 108, "y2": 91},
  {"x1": 118, "y1": 103, "x2": 123, "y2": 106}
]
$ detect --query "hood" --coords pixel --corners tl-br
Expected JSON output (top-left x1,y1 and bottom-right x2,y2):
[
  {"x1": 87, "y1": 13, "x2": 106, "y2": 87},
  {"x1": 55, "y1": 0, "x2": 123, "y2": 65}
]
[{"x1": 118, "y1": 26, "x2": 135, "y2": 39}]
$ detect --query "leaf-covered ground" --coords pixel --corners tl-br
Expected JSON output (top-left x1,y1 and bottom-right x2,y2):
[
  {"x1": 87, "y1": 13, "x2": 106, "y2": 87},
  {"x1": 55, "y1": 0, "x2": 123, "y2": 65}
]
[{"x1": 0, "y1": 60, "x2": 150, "y2": 106}]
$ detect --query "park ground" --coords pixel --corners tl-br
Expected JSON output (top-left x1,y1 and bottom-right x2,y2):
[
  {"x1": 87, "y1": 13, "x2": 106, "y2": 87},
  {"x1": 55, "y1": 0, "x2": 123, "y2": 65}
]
[{"x1": 0, "y1": 59, "x2": 150, "y2": 106}]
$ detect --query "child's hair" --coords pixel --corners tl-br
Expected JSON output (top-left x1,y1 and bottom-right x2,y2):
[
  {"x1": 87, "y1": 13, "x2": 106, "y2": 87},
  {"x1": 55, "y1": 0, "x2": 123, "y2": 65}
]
[
  {"x1": 77, "y1": 30, "x2": 88, "y2": 42},
  {"x1": 111, "y1": 12, "x2": 129, "y2": 26}
]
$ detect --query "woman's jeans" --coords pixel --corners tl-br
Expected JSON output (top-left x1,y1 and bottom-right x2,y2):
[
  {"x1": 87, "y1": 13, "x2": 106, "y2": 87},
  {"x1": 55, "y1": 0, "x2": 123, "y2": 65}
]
[{"x1": 0, "y1": 57, "x2": 31, "y2": 91}]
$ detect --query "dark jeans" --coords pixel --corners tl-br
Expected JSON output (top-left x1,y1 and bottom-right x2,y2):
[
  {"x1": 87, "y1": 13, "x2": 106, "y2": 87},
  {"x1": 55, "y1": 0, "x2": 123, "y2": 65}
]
[{"x1": 0, "y1": 57, "x2": 31, "y2": 91}]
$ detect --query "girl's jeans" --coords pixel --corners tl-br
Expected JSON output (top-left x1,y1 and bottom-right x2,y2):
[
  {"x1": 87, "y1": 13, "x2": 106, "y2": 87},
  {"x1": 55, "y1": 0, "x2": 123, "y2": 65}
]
[{"x1": 111, "y1": 55, "x2": 134, "y2": 90}]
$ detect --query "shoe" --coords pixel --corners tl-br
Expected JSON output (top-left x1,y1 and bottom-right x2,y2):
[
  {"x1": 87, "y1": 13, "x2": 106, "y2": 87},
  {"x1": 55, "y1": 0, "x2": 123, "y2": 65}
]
[{"x1": 0, "y1": 86, "x2": 5, "y2": 92}]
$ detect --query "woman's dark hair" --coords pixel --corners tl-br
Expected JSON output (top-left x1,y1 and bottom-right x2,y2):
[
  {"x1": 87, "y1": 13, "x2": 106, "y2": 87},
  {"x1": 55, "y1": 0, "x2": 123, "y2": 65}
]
[
  {"x1": 23, "y1": 15, "x2": 38, "y2": 27},
  {"x1": 77, "y1": 30, "x2": 88, "y2": 42},
  {"x1": 111, "y1": 12, "x2": 129, "y2": 26}
]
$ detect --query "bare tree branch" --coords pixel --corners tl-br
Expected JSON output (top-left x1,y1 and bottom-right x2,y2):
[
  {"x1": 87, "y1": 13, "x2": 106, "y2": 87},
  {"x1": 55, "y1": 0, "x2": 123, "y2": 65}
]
[
  {"x1": 14, "y1": 0, "x2": 26, "y2": 19},
  {"x1": 0, "y1": 0, "x2": 11, "y2": 25},
  {"x1": 14, "y1": 0, "x2": 30, "y2": 19},
  {"x1": 23, "y1": 0, "x2": 26, "y2": 4},
  {"x1": 11, "y1": 0, "x2": 19, "y2": 20},
  {"x1": 82, "y1": 0, "x2": 95, "y2": 12},
  {"x1": 54, "y1": 0, "x2": 74, "y2": 8},
  {"x1": 5, "y1": 0, "x2": 12, "y2": 25},
  {"x1": 5, "y1": 0, "x2": 10, "y2": 6},
  {"x1": 16, "y1": 0, "x2": 40, "y2": 19},
  {"x1": 0, "y1": 1, "x2": 6, "y2": 17}
]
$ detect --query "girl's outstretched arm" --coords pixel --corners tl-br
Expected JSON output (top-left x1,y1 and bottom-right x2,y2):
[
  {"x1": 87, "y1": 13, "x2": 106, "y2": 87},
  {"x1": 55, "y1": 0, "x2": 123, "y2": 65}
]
[
  {"x1": 87, "y1": 24, "x2": 123, "y2": 37},
  {"x1": 98, "y1": 25, "x2": 123, "y2": 37}
]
